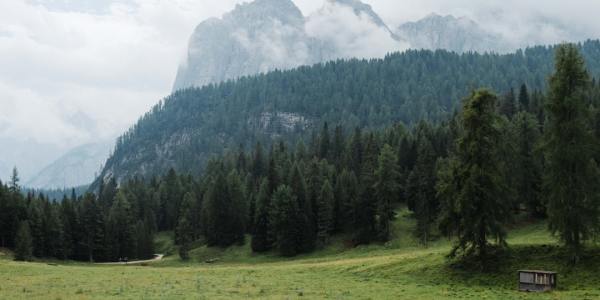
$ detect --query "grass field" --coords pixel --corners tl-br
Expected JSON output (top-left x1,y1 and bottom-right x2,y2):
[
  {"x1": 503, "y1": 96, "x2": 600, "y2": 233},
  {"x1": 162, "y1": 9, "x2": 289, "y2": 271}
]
[{"x1": 1, "y1": 209, "x2": 600, "y2": 299}]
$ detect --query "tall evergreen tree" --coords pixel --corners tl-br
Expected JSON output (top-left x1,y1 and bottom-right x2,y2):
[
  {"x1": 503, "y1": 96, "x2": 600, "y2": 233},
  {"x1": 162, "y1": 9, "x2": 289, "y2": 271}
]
[
  {"x1": 373, "y1": 144, "x2": 400, "y2": 242},
  {"x1": 518, "y1": 84, "x2": 530, "y2": 111},
  {"x1": 499, "y1": 88, "x2": 517, "y2": 118},
  {"x1": 513, "y1": 112, "x2": 543, "y2": 217},
  {"x1": 542, "y1": 44, "x2": 599, "y2": 261},
  {"x1": 251, "y1": 180, "x2": 274, "y2": 252},
  {"x1": 14, "y1": 221, "x2": 33, "y2": 261},
  {"x1": 271, "y1": 185, "x2": 302, "y2": 256},
  {"x1": 437, "y1": 89, "x2": 511, "y2": 262},
  {"x1": 317, "y1": 180, "x2": 334, "y2": 246},
  {"x1": 406, "y1": 138, "x2": 438, "y2": 245},
  {"x1": 289, "y1": 163, "x2": 315, "y2": 252},
  {"x1": 319, "y1": 122, "x2": 331, "y2": 159}
]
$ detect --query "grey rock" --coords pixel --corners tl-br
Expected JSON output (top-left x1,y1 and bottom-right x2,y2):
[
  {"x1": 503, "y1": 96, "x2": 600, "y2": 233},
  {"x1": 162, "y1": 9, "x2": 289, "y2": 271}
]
[{"x1": 396, "y1": 13, "x2": 505, "y2": 53}]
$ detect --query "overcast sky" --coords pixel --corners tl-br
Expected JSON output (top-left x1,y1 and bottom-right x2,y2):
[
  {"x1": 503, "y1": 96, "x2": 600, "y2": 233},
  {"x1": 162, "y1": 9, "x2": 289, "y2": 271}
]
[{"x1": 1, "y1": 0, "x2": 599, "y2": 181}]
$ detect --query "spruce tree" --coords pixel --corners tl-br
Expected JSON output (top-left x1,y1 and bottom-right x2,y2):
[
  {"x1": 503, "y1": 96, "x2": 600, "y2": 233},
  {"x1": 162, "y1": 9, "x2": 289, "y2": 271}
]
[
  {"x1": 518, "y1": 84, "x2": 530, "y2": 112},
  {"x1": 542, "y1": 44, "x2": 599, "y2": 261},
  {"x1": 251, "y1": 180, "x2": 274, "y2": 252},
  {"x1": 513, "y1": 112, "x2": 543, "y2": 217},
  {"x1": 176, "y1": 217, "x2": 193, "y2": 260},
  {"x1": 106, "y1": 191, "x2": 136, "y2": 260},
  {"x1": 14, "y1": 221, "x2": 33, "y2": 261},
  {"x1": 317, "y1": 180, "x2": 334, "y2": 246},
  {"x1": 406, "y1": 138, "x2": 438, "y2": 245},
  {"x1": 289, "y1": 163, "x2": 315, "y2": 252},
  {"x1": 319, "y1": 122, "x2": 331, "y2": 159},
  {"x1": 373, "y1": 144, "x2": 400, "y2": 242},
  {"x1": 499, "y1": 88, "x2": 517, "y2": 118},
  {"x1": 437, "y1": 89, "x2": 510, "y2": 262},
  {"x1": 271, "y1": 185, "x2": 301, "y2": 256}
]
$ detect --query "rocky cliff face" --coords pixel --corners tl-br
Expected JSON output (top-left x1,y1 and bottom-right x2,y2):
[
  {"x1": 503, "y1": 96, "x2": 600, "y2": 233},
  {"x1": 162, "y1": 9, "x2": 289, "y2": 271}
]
[
  {"x1": 396, "y1": 13, "x2": 505, "y2": 53},
  {"x1": 172, "y1": 0, "x2": 406, "y2": 91},
  {"x1": 172, "y1": 0, "x2": 322, "y2": 91}
]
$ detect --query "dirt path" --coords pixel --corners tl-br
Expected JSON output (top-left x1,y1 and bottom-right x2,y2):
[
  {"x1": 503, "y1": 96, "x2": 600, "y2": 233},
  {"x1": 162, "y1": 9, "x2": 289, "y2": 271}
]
[{"x1": 95, "y1": 254, "x2": 164, "y2": 265}]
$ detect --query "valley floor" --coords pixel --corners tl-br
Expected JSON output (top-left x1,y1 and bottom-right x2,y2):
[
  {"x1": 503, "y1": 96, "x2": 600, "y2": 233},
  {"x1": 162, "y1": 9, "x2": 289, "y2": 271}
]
[{"x1": 1, "y1": 212, "x2": 600, "y2": 299}]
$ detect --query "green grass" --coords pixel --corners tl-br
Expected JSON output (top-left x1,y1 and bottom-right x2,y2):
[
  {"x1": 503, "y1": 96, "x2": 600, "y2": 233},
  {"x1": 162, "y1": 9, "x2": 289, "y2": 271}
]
[{"x1": 1, "y1": 210, "x2": 599, "y2": 299}]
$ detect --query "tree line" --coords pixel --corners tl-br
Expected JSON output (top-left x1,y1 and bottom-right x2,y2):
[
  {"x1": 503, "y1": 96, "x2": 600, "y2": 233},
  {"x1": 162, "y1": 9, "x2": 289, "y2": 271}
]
[
  {"x1": 92, "y1": 40, "x2": 600, "y2": 192},
  {"x1": 0, "y1": 170, "x2": 155, "y2": 262},
  {"x1": 2, "y1": 44, "x2": 599, "y2": 264}
]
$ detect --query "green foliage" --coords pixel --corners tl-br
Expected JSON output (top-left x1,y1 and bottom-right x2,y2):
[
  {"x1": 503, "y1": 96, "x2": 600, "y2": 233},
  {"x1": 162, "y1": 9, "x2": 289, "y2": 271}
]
[
  {"x1": 14, "y1": 221, "x2": 32, "y2": 261},
  {"x1": 438, "y1": 89, "x2": 511, "y2": 262},
  {"x1": 317, "y1": 180, "x2": 334, "y2": 246},
  {"x1": 93, "y1": 41, "x2": 600, "y2": 188},
  {"x1": 374, "y1": 144, "x2": 400, "y2": 242},
  {"x1": 271, "y1": 185, "x2": 302, "y2": 256},
  {"x1": 542, "y1": 44, "x2": 600, "y2": 261},
  {"x1": 251, "y1": 180, "x2": 274, "y2": 252},
  {"x1": 406, "y1": 138, "x2": 438, "y2": 245},
  {"x1": 513, "y1": 112, "x2": 544, "y2": 217}
]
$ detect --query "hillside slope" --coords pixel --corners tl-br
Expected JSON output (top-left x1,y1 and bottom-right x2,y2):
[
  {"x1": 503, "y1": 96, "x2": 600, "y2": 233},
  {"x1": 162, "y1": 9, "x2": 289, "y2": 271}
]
[{"x1": 93, "y1": 41, "x2": 600, "y2": 188}]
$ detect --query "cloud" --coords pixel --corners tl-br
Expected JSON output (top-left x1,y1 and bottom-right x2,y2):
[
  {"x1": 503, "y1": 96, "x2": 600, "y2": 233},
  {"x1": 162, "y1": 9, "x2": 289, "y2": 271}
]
[{"x1": 305, "y1": 1, "x2": 408, "y2": 59}]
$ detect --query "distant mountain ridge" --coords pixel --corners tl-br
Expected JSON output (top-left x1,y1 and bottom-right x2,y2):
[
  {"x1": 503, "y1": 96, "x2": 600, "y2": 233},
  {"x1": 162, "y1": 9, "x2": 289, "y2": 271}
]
[{"x1": 26, "y1": 142, "x2": 111, "y2": 189}]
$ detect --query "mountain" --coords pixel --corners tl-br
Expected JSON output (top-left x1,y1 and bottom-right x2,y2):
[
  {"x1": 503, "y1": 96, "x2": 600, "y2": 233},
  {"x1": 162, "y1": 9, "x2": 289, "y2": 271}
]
[
  {"x1": 26, "y1": 142, "x2": 112, "y2": 189},
  {"x1": 396, "y1": 13, "x2": 505, "y2": 53},
  {"x1": 92, "y1": 40, "x2": 600, "y2": 189},
  {"x1": 172, "y1": 0, "x2": 322, "y2": 91},
  {"x1": 172, "y1": 0, "x2": 405, "y2": 91}
]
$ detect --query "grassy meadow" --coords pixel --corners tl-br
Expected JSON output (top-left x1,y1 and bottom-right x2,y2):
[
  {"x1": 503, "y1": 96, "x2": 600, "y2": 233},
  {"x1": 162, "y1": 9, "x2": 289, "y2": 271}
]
[{"x1": 1, "y1": 209, "x2": 600, "y2": 299}]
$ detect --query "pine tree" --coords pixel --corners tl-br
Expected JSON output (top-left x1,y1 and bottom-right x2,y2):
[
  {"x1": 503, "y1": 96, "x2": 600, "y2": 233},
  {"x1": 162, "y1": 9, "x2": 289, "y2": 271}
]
[
  {"x1": 251, "y1": 180, "x2": 274, "y2": 252},
  {"x1": 518, "y1": 84, "x2": 530, "y2": 112},
  {"x1": 513, "y1": 112, "x2": 543, "y2": 217},
  {"x1": 271, "y1": 185, "x2": 301, "y2": 256},
  {"x1": 542, "y1": 44, "x2": 599, "y2": 261},
  {"x1": 406, "y1": 138, "x2": 438, "y2": 245},
  {"x1": 14, "y1": 221, "x2": 33, "y2": 261},
  {"x1": 498, "y1": 88, "x2": 516, "y2": 117},
  {"x1": 319, "y1": 122, "x2": 331, "y2": 159},
  {"x1": 252, "y1": 142, "x2": 266, "y2": 182},
  {"x1": 9, "y1": 167, "x2": 20, "y2": 193},
  {"x1": 202, "y1": 170, "x2": 245, "y2": 247},
  {"x1": 135, "y1": 220, "x2": 155, "y2": 260},
  {"x1": 176, "y1": 217, "x2": 193, "y2": 260},
  {"x1": 317, "y1": 180, "x2": 334, "y2": 246},
  {"x1": 437, "y1": 89, "x2": 511, "y2": 262},
  {"x1": 289, "y1": 163, "x2": 315, "y2": 253},
  {"x1": 106, "y1": 191, "x2": 136, "y2": 261},
  {"x1": 373, "y1": 144, "x2": 400, "y2": 242},
  {"x1": 336, "y1": 169, "x2": 358, "y2": 232},
  {"x1": 175, "y1": 192, "x2": 196, "y2": 245}
]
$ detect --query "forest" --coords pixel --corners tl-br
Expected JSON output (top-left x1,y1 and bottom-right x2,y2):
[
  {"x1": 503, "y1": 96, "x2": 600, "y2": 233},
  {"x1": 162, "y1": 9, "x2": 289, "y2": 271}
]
[
  {"x1": 93, "y1": 40, "x2": 600, "y2": 190},
  {"x1": 2, "y1": 44, "x2": 599, "y2": 265}
]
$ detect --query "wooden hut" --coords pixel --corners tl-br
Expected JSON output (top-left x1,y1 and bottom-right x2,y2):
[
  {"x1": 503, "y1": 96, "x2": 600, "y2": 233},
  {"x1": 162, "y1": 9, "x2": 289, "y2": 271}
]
[{"x1": 518, "y1": 270, "x2": 557, "y2": 292}]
